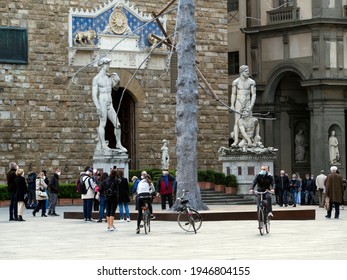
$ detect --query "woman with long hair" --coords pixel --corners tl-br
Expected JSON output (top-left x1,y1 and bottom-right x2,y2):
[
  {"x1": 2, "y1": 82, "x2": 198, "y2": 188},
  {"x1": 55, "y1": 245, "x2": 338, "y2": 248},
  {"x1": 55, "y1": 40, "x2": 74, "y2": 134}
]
[
  {"x1": 135, "y1": 174, "x2": 155, "y2": 234},
  {"x1": 32, "y1": 171, "x2": 48, "y2": 217},
  {"x1": 15, "y1": 169, "x2": 28, "y2": 221}
]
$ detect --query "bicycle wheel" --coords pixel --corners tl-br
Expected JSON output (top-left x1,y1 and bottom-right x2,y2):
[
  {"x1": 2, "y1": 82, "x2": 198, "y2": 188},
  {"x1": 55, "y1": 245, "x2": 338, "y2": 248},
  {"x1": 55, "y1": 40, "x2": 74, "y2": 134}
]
[
  {"x1": 143, "y1": 210, "x2": 148, "y2": 234},
  {"x1": 177, "y1": 209, "x2": 202, "y2": 233},
  {"x1": 147, "y1": 211, "x2": 151, "y2": 233},
  {"x1": 257, "y1": 207, "x2": 265, "y2": 236},
  {"x1": 265, "y1": 212, "x2": 270, "y2": 234}
]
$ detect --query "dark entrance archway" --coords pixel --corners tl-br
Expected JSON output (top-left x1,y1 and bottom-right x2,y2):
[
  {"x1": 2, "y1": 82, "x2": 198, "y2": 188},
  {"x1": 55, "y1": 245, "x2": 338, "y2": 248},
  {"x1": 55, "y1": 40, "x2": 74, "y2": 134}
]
[
  {"x1": 272, "y1": 71, "x2": 310, "y2": 176},
  {"x1": 105, "y1": 87, "x2": 136, "y2": 169}
]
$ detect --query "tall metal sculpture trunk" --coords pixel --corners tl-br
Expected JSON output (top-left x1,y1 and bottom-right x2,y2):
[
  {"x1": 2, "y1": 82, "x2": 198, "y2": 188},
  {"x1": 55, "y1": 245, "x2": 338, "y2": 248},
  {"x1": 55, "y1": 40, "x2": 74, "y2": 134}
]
[{"x1": 175, "y1": 0, "x2": 208, "y2": 210}]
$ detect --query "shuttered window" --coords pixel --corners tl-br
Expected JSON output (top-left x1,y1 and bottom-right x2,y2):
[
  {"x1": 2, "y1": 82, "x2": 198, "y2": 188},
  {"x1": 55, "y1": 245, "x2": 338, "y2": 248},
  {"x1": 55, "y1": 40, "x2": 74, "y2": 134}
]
[
  {"x1": 228, "y1": 51, "x2": 239, "y2": 75},
  {"x1": 227, "y1": 0, "x2": 239, "y2": 12},
  {"x1": 0, "y1": 27, "x2": 28, "y2": 64}
]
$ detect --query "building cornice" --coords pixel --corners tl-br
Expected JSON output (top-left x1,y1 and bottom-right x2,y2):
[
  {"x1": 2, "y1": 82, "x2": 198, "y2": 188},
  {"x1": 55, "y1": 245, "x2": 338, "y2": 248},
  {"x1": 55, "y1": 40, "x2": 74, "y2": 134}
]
[
  {"x1": 242, "y1": 18, "x2": 347, "y2": 34},
  {"x1": 301, "y1": 78, "x2": 347, "y2": 87}
]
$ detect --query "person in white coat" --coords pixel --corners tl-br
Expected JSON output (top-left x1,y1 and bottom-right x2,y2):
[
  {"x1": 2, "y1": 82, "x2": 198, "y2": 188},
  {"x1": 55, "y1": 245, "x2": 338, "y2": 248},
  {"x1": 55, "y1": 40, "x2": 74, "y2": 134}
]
[
  {"x1": 81, "y1": 169, "x2": 97, "y2": 222},
  {"x1": 32, "y1": 172, "x2": 48, "y2": 217}
]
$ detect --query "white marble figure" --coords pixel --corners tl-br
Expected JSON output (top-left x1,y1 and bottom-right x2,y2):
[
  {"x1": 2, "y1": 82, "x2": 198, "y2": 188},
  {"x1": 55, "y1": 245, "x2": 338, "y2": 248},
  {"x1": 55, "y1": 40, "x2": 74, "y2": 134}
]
[
  {"x1": 230, "y1": 65, "x2": 256, "y2": 147},
  {"x1": 92, "y1": 57, "x2": 127, "y2": 152},
  {"x1": 161, "y1": 139, "x2": 170, "y2": 169},
  {"x1": 329, "y1": 130, "x2": 340, "y2": 165},
  {"x1": 295, "y1": 129, "x2": 306, "y2": 161},
  {"x1": 235, "y1": 109, "x2": 263, "y2": 148}
]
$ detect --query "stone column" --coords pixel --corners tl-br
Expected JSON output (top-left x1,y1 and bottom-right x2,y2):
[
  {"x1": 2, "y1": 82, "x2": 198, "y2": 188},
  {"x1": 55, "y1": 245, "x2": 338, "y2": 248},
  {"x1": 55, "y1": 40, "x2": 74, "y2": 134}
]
[{"x1": 305, "y1": 82, "x2": 346, "y2": 178}]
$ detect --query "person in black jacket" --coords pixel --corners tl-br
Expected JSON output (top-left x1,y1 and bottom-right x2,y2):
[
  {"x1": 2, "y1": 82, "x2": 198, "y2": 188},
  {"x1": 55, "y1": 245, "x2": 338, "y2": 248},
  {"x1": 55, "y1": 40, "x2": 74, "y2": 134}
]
[
  {"x1": 6, "y1": 162, "x2": 18, "y2": 221},
  {"x1": 117, "y1": 169, "x2": 130, "y2": 222},
  {"x1": 250, "y1": 165, "x2": 275, "y2": 217},
  {"x1": 48, "y1": 167, "x2": 61, "y2": 216},
  {"x1": 276, "y1": 170, "x2": 289, "y2": 207},
  {"x1": 96, "y1": 172, "x2": 108, "y2": 222},
  {"x1": 15, "y1": 168, "x2": 28, "y2": 221},
  {"x1": 104, "y1": 169, "x2": 120, "y2": 231}
]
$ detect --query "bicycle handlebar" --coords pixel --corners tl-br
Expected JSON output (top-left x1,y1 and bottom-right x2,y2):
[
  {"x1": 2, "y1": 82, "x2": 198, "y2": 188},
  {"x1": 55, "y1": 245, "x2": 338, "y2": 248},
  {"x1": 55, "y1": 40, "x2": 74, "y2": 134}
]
[{"x1": 251, "y1": 190, "x2": 273, "y2": 195}]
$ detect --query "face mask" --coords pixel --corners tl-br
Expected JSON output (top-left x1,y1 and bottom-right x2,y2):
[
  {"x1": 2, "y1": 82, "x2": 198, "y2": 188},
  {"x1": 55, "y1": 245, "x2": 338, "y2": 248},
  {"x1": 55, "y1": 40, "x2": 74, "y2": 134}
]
[
  {"x1": 260, "y1": 171, "x2": 266, "y2": 175},
  {"x1": 57, "y1": 172, "x2": 61, "y2": 176},
  {"x1": 141, "y1": 175, "x2": 145, "y2": 179},
  {"x1": 163, "y1": 171, "x2": 168, "y2": 175}
]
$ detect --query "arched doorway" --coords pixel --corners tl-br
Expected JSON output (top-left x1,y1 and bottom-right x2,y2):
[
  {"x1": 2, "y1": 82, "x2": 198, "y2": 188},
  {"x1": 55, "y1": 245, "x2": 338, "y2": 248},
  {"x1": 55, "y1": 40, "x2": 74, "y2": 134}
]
[
  {"x1": 105, "y1": 87, "x2": 136, "y2": 169},
  {"x1": 272, "y1": 71, "x2": 310, "y2": 176}
]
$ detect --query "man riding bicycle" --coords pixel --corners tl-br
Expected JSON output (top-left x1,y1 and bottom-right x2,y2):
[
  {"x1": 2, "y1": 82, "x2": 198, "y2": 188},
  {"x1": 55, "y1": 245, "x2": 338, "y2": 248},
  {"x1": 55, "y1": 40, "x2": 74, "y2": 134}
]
[
  {"x1": 135, "y1": 174, "x2": 156, "y2": 234},
  {"x1": 250, "y1": 165, "x2": 275, "y2": 218}
]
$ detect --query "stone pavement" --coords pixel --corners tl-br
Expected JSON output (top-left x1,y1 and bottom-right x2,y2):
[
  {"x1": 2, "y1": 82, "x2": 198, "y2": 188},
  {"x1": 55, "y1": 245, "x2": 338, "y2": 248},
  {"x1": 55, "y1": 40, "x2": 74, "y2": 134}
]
[{"x1": 0, "y1": 204, "x2": 346, "y2": 260}]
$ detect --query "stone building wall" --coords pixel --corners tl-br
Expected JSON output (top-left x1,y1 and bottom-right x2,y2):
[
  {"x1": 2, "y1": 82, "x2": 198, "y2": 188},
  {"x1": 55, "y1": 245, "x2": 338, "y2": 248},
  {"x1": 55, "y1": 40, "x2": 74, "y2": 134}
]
[{"x1": 0, "y1": 0, "x2": 228, "y2": 183}]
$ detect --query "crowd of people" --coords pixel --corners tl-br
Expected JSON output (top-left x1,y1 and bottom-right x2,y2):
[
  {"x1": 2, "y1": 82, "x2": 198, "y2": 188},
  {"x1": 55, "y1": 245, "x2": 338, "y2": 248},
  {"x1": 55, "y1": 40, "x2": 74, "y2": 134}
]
[
  {"x1": 6, "y1": 161, "x2": 178, "y2": 233},
  {"x1": 273, "y1": 167, "x2": 345, "y2": 213},
  {"x1": 6, "y1": 161, "x2": 61, "y2": 222},
  {"x1": 262, "y1": 167, "x2": 345, "y2": 219},
  {"x1": 76, "y1": 166, "x2": 177, "y2": 233},
  {"x1": 6, "y1": 160, "x2": 345, "y2": 230},
  {"x1": 250, "y1": 165, "x2": 346, "y2": 219}
]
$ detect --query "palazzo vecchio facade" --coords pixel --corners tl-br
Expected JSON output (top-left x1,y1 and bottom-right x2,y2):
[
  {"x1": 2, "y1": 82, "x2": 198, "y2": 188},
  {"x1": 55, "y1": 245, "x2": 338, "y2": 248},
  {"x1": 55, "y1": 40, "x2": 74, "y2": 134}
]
[{"x1": 0, "y1": 0, "x2": 228, "y2": 182}]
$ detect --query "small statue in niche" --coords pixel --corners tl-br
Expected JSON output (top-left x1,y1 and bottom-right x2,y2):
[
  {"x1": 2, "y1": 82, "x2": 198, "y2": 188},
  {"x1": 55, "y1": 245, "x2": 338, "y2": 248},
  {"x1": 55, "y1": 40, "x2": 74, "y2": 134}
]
[
  {"x1": 295, "y1": 129, "x2": 306, "y2": 162},
  {"x1": 329, "y1": 130, "x2": 340, "y2": 165}
]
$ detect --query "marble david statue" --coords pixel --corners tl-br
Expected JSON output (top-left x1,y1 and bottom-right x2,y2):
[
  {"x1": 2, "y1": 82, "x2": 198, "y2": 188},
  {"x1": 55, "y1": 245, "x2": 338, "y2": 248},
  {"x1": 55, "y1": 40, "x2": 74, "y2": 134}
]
[{"x1": 92, "y1": 57, "x2": 127, "y2": 153}]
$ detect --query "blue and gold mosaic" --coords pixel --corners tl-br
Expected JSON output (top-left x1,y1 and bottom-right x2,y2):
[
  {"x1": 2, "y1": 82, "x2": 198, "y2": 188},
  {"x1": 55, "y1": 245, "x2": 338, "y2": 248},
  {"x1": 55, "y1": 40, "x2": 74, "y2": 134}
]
[{"x1": 71, "y1": 5, "x2": 165, "y2": 48}]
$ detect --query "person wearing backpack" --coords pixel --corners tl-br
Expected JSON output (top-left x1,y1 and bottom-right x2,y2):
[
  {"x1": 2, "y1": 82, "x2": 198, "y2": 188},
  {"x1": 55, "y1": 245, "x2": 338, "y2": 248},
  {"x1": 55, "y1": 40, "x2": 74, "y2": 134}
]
[
  {"x1": 117, "y1": 169, "x2": 130, "y2": 222},
  {"x1": 104, "y1": 169, "x2": 120, "y2": 231},
  {"x1": 81, "y1": 168, "x2": 97, "y2": 222},
  {"x1": 26, "y1": 171, "x2": 37, "y2": 208},
  {"x1": 96, "y1": 172, "x2": 108, "y2": 223},
  {"x1": 48, "y1": 168, "x2": 61, "y2": 216},
  {"x1": 76, "y1": 166, "x2": 90, "y2": 194}
]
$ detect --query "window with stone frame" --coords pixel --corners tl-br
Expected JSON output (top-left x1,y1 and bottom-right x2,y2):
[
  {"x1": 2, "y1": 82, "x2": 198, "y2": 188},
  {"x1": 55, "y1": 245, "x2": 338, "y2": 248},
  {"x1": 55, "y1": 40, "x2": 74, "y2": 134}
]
[
  {"x1": 228, "y1": 51, "x2": 239, "y2": 75},
  {"x1": 0, "y1": 27, "x2": 28, "y2": 64},
  {"x1": 227, "y1": 0, "x2": 239, "y2": 12},
  {"x1": 276, "y1": 0, "x2": 295, "y2": 8}
]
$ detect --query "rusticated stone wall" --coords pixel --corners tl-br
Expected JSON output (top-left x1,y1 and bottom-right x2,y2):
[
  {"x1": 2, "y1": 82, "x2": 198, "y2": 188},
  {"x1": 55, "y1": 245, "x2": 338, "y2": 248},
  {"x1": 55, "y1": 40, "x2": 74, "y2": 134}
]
[{"x1": 0, "y1": 0, "x2": 228, "y2": 183}]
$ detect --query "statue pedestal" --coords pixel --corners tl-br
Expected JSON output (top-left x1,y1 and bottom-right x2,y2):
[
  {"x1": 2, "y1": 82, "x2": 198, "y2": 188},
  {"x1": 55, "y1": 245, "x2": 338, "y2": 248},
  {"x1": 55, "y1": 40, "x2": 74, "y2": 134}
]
[
  {"x1": 93, "y1": 149, "x2": 129, "y2": 179},
  {"x1": 219, "y1": 152, "x2": 277, "y2": 195}
]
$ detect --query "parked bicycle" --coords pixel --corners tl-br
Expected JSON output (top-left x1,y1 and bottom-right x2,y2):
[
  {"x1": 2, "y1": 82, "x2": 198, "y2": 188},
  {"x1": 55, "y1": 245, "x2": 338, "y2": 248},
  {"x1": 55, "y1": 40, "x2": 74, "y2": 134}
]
[
  {"x1": 176, "y1": 189, "x2": 202, "y2": 234},
  {"x1": 254, "y1": 190, "x2": 272, "y2": 235}
]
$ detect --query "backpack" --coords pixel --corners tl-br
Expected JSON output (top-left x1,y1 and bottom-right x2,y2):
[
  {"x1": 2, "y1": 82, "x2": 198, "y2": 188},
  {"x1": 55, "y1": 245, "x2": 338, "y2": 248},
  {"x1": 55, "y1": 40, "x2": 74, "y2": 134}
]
[
  {"x1": 27, "y1": 173, "x2": 36, "y2": 186},
  {"x1": 105, "y1": 177, "x2": 119, "y2": 198},
  {"x1": 76, "y1": 175, "x2": 89, "y2": 194}
]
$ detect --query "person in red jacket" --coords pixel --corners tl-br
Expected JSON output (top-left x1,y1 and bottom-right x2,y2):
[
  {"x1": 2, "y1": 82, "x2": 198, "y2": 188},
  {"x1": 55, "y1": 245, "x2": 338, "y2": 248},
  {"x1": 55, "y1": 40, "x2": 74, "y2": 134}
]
[{"x1": 156, "y1": 168, "x2": 176, "y2": 210}]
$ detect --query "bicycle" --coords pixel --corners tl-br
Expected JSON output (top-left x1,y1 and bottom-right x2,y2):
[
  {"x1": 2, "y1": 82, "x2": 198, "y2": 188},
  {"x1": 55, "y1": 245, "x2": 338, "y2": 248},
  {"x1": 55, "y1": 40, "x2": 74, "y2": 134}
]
[
  {"x1": 139, "y1": 195, "x2": 152, "y2": 234},
  {"x1": 254, "y1": 190, "x2": 272, "y2": 235},
  {"x1": 176, "y1": 189, "x2": 202, "y2": 234}
]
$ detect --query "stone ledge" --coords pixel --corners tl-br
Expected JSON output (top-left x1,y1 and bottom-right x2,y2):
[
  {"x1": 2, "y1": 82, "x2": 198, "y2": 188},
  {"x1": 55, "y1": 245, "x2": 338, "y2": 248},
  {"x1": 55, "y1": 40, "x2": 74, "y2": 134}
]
[{"x1": 63, "y1": 209, "x2": 315, "y2": 221}]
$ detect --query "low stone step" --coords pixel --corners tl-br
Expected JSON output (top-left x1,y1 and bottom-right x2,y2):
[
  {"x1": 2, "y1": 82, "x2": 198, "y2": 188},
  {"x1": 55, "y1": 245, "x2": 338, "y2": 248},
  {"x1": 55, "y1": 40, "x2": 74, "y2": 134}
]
[{"x1": 200, "y1": 189, "x2": 254, "y2": 205}]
